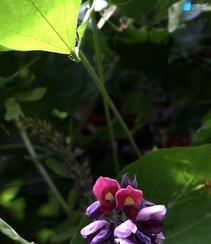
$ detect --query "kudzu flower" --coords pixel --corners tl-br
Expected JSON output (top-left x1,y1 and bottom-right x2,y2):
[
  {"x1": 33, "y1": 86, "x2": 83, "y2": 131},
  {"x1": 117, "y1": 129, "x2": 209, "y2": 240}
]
[
  {"x1": 93, "y1": 176, "x2": 120, "y2": 215},
  {"x1": 81, "y1": 175, "x2": 167, "y2": 244}
]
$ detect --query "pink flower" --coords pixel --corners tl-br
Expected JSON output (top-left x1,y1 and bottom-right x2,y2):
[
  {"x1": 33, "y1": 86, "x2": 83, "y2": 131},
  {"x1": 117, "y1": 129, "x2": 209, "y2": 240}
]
[
  {"x1": 115, "y1": 185, "x2": 143, "y2": 208},
  {"x1": 93, "y1": 176, "x2": 120, "y2": 215}
]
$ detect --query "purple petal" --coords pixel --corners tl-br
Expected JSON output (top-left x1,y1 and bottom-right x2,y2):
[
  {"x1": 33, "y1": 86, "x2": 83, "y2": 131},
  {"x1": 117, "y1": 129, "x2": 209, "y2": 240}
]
[
  {"x1": 141, "y1": 219, "x2": 164, "y2": 234},
  {"x1": 137, "y1": 205, "x2": 166, "y2": 221},
  {"x1": 121, "y1": 174, "x2": 138, "y2": 189},
  {"x1": 81, "y1": 220, "x2": 108, "y2": 238},
  {"x1": 135, "y1": 230, "x2": 151, "y2": 244},
  {"x1": 115, "y1": 238, "x2": 134, "y2": 244},
  {"x1": 141, "y1": 198, "x2": 154, "y2": 207},
  {"x1": 91, "y1": 223, "x2": 112, "y2": 244},
  {"x1": 86, "y1": 201, "x2": 103, "y2": 220},
  {"x1": 114, "y1": 220, "x2": 137, "y2": 239},
  {"x1": 156, "y1": 232, "x2": 165, "y2": 244}
]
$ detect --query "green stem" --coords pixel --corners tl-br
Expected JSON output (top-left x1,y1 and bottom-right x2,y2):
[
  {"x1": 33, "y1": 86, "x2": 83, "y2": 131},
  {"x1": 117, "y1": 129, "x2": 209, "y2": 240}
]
[
  {"x1": 79, "y1": 50, "x2": 141, "y2": 158},
  {"x1": 15, "y1": 118, "x2": 70, "y2": 216},
  {"x1": 90, "y1": 5, "x2": 120, "y2": 173}
]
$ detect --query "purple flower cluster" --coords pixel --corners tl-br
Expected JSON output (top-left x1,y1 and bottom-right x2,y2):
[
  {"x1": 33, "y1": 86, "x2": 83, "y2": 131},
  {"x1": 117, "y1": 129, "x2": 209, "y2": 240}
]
[{"x1": 81, "y1": 175, "x2": 166, "y2": 244}]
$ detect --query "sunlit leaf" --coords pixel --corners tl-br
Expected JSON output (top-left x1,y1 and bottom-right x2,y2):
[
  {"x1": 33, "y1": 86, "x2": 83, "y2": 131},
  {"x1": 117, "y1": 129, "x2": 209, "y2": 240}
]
[
  {"x1": 0, "y1": 0, "x2": 81, "y2": 55},
  {"x1": 78, "y1": 1, "x2": 96, "y2": 40}
]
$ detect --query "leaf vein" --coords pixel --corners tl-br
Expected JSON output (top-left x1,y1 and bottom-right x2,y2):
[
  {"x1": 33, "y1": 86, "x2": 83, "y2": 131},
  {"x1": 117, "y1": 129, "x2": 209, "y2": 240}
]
[{"x1": 26, "y1": 0, "x2": 70, "y2": 52}]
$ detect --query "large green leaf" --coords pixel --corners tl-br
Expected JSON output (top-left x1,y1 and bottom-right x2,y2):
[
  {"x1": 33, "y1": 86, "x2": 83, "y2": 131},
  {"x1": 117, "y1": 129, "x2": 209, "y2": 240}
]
[
  {"x1": 0, "y1": 218, "x2": 32, "y2": 244},
  {"x1": 119, "y1": 145, "x2": 211, "y2": 244},
  {"x1": 0, "y1": 0, "x2": 81, "y2": 55}
]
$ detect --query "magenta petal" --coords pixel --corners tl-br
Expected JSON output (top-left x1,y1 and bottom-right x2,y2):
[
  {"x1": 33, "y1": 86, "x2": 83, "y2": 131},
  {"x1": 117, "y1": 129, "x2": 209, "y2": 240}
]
[
  {"x1": 93, "y1": 176, "x2": 120, "y2": 203},
  {"x1": 80, "y1": 220, "x2": 108, "y2": 238},
  {"x1": 137, "y1": 205, "x2": 167, "y2": 221},
  {"x1": 114, "y1": 220, "x2": 137, "y2": 239},
  {"x1": 115, "y1": 185, "x2": 143, "y2": 208}
]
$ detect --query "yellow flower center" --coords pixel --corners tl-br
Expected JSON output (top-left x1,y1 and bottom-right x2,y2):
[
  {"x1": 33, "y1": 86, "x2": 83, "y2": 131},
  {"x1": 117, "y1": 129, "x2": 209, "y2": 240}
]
[
  {"x1": 105, "y1": 192, "x2": 114, "y2": 201},
  {"x1": 124, "y1": 197, "x2": 135, "y2": 205}
]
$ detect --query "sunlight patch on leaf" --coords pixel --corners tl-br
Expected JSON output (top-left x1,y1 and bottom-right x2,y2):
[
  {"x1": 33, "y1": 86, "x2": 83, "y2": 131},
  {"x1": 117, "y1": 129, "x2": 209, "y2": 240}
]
[{"x1": 0, "y1": 0, "x2": 81, "y2": 55}]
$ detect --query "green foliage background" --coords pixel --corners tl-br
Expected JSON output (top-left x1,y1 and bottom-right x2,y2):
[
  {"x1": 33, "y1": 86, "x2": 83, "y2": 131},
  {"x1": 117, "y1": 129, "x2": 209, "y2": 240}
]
[{"x1": 0, "y1": 0, "x2": 211, "y2": 243}]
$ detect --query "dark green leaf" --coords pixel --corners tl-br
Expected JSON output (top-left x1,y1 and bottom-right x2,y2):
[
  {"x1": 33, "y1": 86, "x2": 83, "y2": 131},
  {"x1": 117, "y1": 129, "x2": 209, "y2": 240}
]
[
  {"x1": 67, "y1": 189, "x2": 77, "y2": 211},
  {"x1": 111, "y1": 0, "x2": 177, "y2": 24},
  {"x1": 45, "y1": 158, "x2": 67, "y2": 178},
  {"x1": 4, "y1": 98, "x2": 22, "y2": 121},
  {"x1": 16, "y1": 87, "x2": 47, "y2": 102},
  {"x1": 192, "y1": 112, "x2": 211, "y2": 145},
  {"x1": 69, "y1": 216, "x2": 90, "y2": 244},
  {"x1": 51, "y1": 211, "x2": 82, "y2": 243}
]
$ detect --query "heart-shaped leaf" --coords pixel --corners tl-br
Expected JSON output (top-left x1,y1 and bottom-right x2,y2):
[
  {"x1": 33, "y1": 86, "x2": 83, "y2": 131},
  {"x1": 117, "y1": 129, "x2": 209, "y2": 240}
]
[{"x1": 0, "y1": 0, "x2": 81, "y2": 55}]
